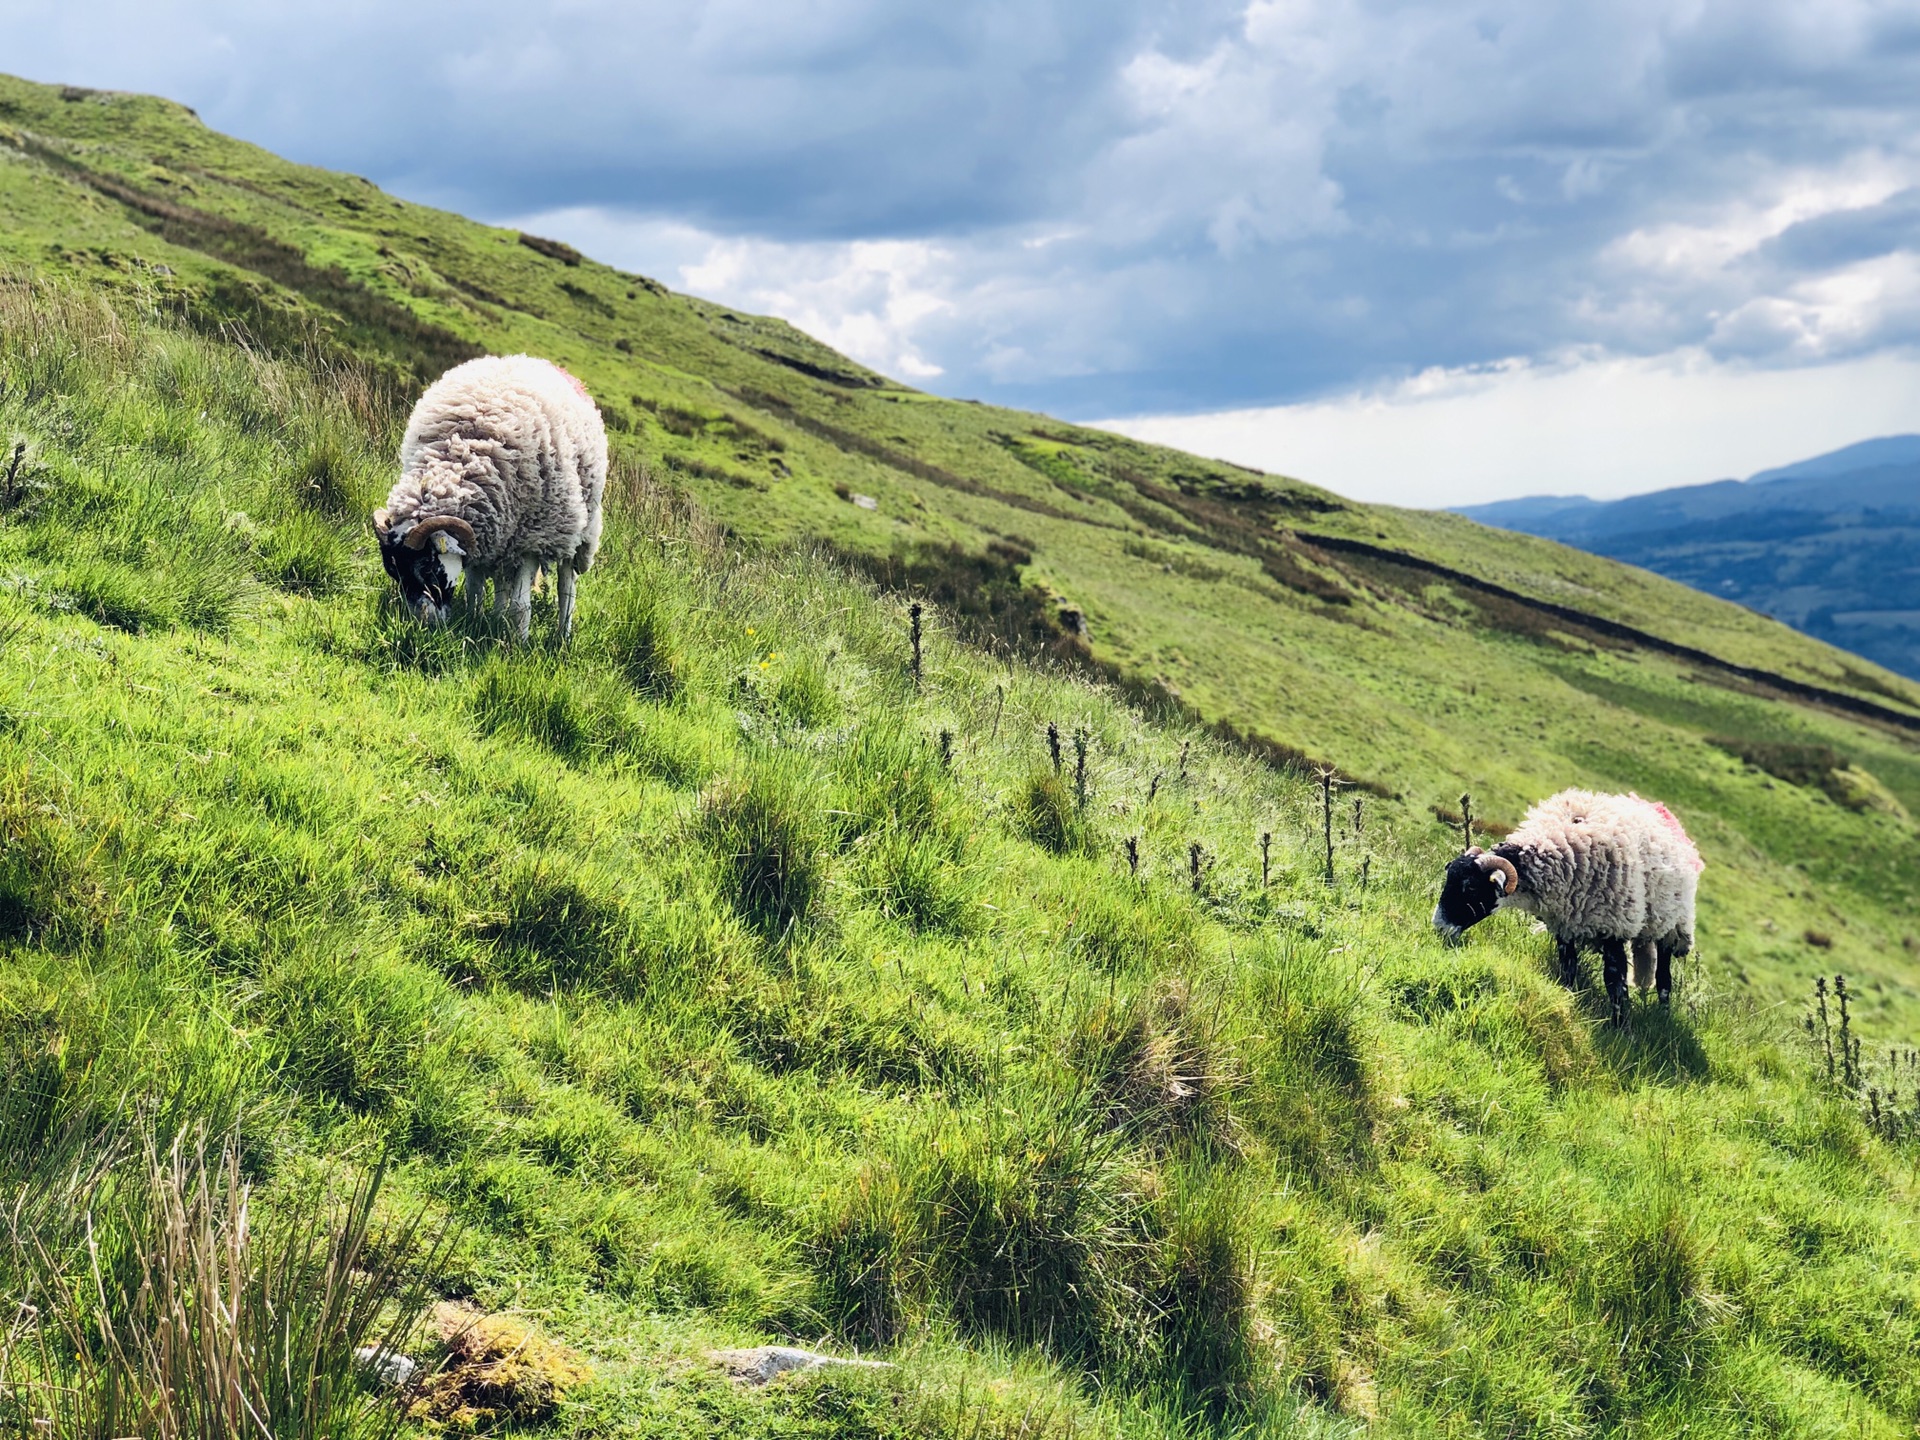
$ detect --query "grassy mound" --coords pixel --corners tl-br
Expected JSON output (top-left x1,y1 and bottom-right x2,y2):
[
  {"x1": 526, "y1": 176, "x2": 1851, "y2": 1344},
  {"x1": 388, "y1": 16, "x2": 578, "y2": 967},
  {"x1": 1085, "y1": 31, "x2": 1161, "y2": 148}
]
[{"x1": 0, "y1": 289, "x2": 1916, "y2": 1437}]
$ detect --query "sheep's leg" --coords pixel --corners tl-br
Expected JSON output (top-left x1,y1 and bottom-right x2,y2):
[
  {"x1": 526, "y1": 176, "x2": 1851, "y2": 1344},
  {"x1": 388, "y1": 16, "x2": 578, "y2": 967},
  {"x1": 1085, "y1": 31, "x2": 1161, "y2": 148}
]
[
  {"x1": 462, "y1": 564, "x2": 490, "y2": 619},
  {"x1": 1601, "y1": 938, "x2": 1631, "y2": 1030},
  {"x1": 1655, "y1": 940, "x2": 1674, "y2": 1006},
  {"x1": 1556, "y1": 939, "x2": 1582, "y2": 989},
  {"x1": 555, "y1": 560, "x2": 577, "y2": 644},
  {"x1": 1632, "y1": 938, "x2": 1659, "y2": 990},
  {"x1": 506, "y1": 561, "x2": 535, "y2": 642}
]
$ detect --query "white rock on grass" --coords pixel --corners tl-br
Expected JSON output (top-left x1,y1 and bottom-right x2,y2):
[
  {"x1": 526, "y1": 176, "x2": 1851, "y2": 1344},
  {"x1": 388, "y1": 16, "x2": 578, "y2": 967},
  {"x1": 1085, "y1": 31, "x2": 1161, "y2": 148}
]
[
  {"x1": 708, "y1": 1346, "x2": 892, "y2": 1386},
  {"x1": 353, "y1": 1345, "x2": 419, "y2": 1389}
]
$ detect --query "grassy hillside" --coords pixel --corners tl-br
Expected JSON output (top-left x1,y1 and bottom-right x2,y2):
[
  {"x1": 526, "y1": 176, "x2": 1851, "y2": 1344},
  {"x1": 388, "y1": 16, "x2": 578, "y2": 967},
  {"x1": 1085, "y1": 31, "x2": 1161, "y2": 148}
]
[
  {"x1": 3, "y1": 75, "x2": 1918, "y2": 1036},
  {"x1": 0, "y1": 73, "x2": 1917, "y2": 1437},
  {"x1": 1, "y1": 267, "x2": 1918, "y2": 1440},
  {"x1": 3, "y1": 75, "x2": 1916, "y2": 1045}
]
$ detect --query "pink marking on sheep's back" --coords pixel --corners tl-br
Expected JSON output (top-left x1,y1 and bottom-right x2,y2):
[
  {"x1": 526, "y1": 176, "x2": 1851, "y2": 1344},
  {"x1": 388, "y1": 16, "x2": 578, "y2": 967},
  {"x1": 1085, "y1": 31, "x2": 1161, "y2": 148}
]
[
  {"x1": 1631, "y1": 792, "x2": 1705, "y2": 872},
  {"x1": 549, "y1": 362, "x2": 592, "y2": 402}
]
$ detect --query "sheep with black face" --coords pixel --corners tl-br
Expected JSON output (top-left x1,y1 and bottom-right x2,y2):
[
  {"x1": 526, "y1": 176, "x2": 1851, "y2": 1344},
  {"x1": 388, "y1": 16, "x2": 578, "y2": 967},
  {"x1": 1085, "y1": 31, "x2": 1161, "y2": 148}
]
[
  {"x1": 1433, "y1": 789, "x2": 1703, "y2": 1028},
  {"x1": 374, "y1": 354, "x2": 607, "y2": 641}
]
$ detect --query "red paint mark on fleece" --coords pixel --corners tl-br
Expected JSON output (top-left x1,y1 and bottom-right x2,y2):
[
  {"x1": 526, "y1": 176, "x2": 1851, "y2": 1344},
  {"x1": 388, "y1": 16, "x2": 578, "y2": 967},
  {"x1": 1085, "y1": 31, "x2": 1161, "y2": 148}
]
[
  {"x1": 1632, "y1": 793, "x2": 1705, "y2": 872},
  {"x1": 547, "y1": 360, "x2": 592, "y2": 402}
]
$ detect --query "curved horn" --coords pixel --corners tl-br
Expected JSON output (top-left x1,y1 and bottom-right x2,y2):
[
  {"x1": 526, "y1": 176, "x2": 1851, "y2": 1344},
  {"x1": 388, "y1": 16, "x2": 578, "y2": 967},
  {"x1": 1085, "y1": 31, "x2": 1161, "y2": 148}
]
[
  {"x1": 403, "y1": 515, "x2": 478, "y2": 552},
  {"x1": 1477, "y1": 851, "x2": 1519, "y2": 896}
]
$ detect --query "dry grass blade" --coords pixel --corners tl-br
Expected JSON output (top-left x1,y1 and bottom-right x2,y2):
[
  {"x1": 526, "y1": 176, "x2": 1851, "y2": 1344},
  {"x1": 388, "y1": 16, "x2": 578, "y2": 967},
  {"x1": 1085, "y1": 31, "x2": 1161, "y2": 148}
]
[{"x1": 3, "y1": 1119, "x2": 451, "y2": 1440}]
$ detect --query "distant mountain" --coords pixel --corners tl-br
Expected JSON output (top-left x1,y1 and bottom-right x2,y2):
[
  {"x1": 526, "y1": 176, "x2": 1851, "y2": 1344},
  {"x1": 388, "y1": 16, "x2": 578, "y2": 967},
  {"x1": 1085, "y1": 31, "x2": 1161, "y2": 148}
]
[{"x1": 1455, "y1": 437, "x2": 1920, "y2": 678}]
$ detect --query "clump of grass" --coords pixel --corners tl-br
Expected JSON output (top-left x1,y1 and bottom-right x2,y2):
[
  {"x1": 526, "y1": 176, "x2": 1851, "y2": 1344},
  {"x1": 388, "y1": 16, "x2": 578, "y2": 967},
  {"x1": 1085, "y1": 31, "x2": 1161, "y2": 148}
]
[
  {"x1": 831, "y1": 720, "x2": 974, "y2": 931},
  {"x1": 469, "y1": 655, "x2": 634, "y2": 761},
  {"x1": 816, "y1": 1097, "x2": 1149, "y2": 1362},
  {"x1": 255, "y1": 507, "x2": 356, "y2": 595},
  {"x1": 1588, "y1": 1164, "x2": 1726, "y2": 1383},
  {"x1": 1140, "y1": 1165, "x2": 1268, "y2": 1415},
  {"x1": 1015, "y1": 771, "x2": 1096, "y2": 856},
  {"x1": 700, "y1": 755, "x2": 829, "y2": 935},
  {"x1": 0, "y1": 767, "x2": 104, "y2": 946},
  {"x1": 285, "y1": 429, "x2": 375, "y2": 517},
  {"x1": 1067, "y1": 978, "x2": 1237, "y2": 1154},
  {"x1": 1234, "y1": 944, "x2": 1376, "y2": 1172},
  {"x1": 626, "y1": 705, "x2": 716, "y2": 788},
  {"x1": 3, "y1": 1121, "x2": 447, "y2": 1440},
  {"x1": 1049, "y1": 878, "x2": 1200, "y2": 976},
  {"x1": 859, "y1": 825, "x2": 976, "y2": 934},
  {"x1": 602, "y1": 583, "x2": 685, "y2": 699},
  {"x1": 259, "y1": 945, "x2": 444, "y2": 1113},
  {"x1": 815, "y1": 1093, "x2": 1266, "y2": 1408},
  {"x1": 50, "y1": 555, "x2": 170, "y2": 633},
  {"x1": 467, "y1": 856, "x2": 635, "y2": 992},
  {"x1": 774, "y1": 651, "x2": 839, "y2": 727}
]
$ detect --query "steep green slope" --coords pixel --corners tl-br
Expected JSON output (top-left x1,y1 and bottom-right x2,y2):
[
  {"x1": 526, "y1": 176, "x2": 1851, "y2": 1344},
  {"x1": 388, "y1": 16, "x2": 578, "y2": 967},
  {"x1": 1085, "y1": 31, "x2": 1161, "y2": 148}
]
[
  {"x1": 1, "y1": 71, "x2": 1915, "y2": 1032},
  {"x1": 3, "y1": 283, "x2": 1918, "y2": 1439}
]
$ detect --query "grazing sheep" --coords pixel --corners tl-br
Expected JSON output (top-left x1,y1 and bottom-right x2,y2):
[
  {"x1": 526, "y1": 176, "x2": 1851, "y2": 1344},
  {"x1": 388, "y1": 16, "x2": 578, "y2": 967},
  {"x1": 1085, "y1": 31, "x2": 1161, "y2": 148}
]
[
  {"x1": 374, "y1": 354, "x2": 607, "y2": 641},
  {"x1": 1432, "y1": 789, "x2": 1703, "y2": 1027}
]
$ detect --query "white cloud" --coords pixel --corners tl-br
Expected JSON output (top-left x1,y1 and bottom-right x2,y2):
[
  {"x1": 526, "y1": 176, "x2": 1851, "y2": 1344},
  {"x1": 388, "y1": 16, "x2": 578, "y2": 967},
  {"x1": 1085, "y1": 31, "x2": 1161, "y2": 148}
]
[
  {"x1": 1605, "y1": 160, "x2": 1917, "y2": 278},
  {"x1": 1095, "y1": 347, "x2": 1920, "y2": 506},
  {"x1": 1710, "y1": 252, "x2": 1920, "y2": 359},
  {"x1": 506, "y1": 206, "x2": 958, "y2": 380}
]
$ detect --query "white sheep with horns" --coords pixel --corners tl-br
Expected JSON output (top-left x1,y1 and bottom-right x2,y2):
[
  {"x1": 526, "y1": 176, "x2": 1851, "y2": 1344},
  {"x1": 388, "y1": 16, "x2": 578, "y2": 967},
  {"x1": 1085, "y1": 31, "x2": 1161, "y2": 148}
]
[
  {"x1": 1431, "y1": 789, "x2": 1703, "y2": 1027},
  {"x1": 373, "y1": 354, "x2": 607, "y2": 641}
]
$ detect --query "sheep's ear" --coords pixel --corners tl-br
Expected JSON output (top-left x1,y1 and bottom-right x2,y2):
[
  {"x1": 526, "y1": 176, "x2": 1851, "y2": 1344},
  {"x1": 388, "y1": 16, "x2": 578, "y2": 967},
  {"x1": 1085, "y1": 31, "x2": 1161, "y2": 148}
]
[
  {"x1": 431, "y1": 531, "x2": 465, "y2": 557},
  {"x1": 373, "y1": 508, "x2": 392, "y2": 535}
]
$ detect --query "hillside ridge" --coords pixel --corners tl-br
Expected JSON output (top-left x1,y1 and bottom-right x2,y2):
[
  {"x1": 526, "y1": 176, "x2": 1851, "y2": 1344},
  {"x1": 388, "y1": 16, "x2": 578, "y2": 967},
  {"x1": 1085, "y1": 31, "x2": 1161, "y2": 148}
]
[
  {"x1": 1456, "y1": 437, "x2": 1920, "y2": 681},
  {"x1": 1297, "y1": 530, "x2": 1920, "y2": 732}
]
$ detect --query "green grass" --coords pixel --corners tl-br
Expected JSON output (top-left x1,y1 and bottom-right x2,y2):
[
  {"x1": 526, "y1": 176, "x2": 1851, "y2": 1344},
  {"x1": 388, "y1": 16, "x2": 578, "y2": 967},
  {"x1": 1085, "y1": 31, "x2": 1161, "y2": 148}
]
[
  {"x1": 3, "y1": 71, "x2": 1915, "y2": 1043},
  {"x1": 0, "y1": 284, "x2": 1915, "y2": 1438}
]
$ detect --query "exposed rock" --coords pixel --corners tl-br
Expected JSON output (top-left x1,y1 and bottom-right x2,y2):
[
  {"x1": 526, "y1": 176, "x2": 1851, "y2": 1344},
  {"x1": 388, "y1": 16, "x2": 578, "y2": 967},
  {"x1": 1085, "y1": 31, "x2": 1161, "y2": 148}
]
[
  {"x1": 352, "y1": 1344, "x2": 418, "y2": 1389},
  {"x1": 708, "y1": 1345, "x2": 892, "y2": 1386}
]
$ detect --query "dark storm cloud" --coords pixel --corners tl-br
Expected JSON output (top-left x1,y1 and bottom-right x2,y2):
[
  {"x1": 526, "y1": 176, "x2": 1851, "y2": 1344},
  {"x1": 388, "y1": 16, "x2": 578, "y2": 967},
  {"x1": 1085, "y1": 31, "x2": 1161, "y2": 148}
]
[{"x1": 6, "y1": 0, "x2": 1920, "y2": 414}]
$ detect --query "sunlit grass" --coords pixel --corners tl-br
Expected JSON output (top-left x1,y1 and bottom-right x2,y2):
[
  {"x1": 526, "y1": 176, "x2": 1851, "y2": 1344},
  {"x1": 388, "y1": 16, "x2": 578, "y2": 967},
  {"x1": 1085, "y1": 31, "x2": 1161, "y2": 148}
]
[{"x1": 0, "y1": 285, "x2": 1914, "y2": 1438}]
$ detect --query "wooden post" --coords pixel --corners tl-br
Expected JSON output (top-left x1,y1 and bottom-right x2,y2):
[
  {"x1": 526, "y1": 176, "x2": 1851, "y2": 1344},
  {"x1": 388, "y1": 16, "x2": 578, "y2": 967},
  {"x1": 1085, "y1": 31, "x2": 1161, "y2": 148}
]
[{"x1": 1321, "y1": 768, "x2": 1336, "y2": 886}]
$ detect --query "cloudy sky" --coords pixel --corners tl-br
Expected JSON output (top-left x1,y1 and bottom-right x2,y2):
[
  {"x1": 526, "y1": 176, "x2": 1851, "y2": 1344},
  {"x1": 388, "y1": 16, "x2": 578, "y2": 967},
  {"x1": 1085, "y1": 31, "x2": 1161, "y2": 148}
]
[{"x1": 7, "y1": 0, "x2": 1920, "y2": 504}]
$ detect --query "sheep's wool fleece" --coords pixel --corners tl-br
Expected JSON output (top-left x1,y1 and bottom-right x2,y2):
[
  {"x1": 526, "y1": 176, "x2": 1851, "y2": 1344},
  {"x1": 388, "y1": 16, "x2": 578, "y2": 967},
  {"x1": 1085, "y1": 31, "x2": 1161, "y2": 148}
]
[
  {"x1": 385, "y1": 355, "x2": 606, "y2": 569},
  {"x1": 1503, "y1": 789, "x2": 1701, "y2": 943}
]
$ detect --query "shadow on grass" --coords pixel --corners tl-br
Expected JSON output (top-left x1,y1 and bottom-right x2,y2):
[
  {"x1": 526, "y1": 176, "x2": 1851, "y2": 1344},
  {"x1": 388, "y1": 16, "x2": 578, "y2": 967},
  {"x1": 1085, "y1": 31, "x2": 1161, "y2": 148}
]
[{"x1": 1592, "y1": 999, "x2": 1710, "y2": 1084}]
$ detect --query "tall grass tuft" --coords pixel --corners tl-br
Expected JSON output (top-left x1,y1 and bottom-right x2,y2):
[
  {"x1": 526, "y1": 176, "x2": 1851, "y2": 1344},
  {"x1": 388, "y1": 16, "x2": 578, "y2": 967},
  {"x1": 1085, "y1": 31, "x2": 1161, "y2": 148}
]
[
  {"x1": 2, "y1": 1118, "x2": 449, "y2": 1440},
  {"x1": 602, "y1": 583, "x2": 686, "y2": 700},
  {"x1": 1015, "y1": 771, "x2": 1095, "y2": 856},
  {"x1": 815, "y1": 1091, "x2": 1267, "y2": 1410},
  {"x1": 1588, "y1": 1158, "x2": 1727, "y2": 1386},
  {"x1": 700, "y1": 753, "x2": 829, "y2": 936},
  {"x1": 0, "y1": 766, "x2": 104, "y2": 947}
]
